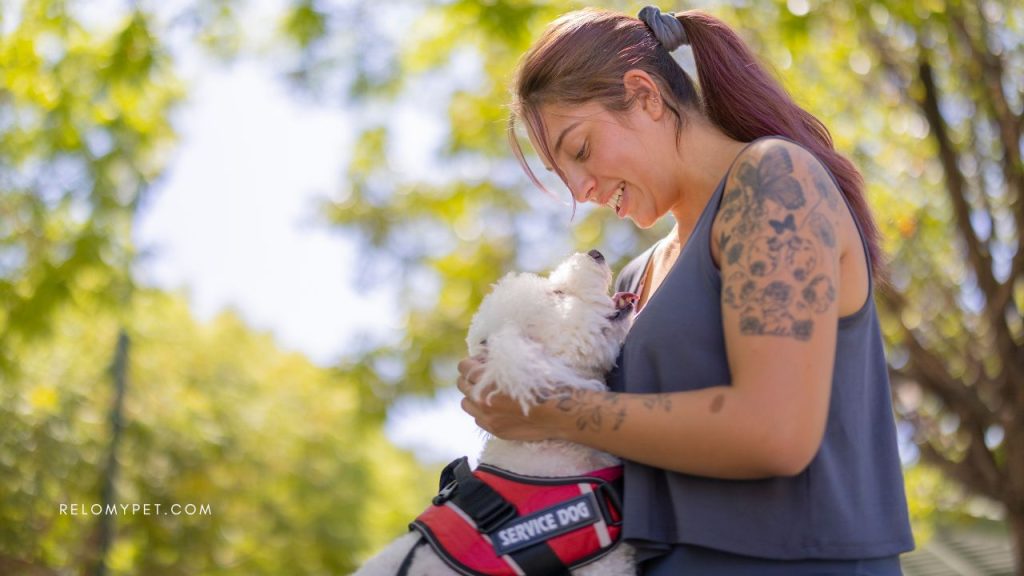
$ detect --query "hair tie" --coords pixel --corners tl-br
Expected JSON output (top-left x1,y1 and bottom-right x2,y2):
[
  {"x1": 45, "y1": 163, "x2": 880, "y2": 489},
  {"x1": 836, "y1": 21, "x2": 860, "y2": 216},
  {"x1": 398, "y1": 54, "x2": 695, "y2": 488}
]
[{"x1": 638, "y1": 6, "x2": 688, "y2": 51}]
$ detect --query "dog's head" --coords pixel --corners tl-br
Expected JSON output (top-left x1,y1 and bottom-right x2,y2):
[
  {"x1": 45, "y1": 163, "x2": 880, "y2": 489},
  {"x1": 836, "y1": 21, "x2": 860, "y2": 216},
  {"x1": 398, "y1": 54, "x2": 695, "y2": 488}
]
[{"x1": 466, "y1": 250, "x2": 636, "y2": 413}]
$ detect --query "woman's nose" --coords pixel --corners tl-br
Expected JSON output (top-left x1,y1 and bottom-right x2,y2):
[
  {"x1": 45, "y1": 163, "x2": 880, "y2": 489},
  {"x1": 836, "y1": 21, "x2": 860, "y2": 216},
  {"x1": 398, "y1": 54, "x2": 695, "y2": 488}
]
[{"x1": 569, "y1": 172, "x2": 597, "y2": 203}]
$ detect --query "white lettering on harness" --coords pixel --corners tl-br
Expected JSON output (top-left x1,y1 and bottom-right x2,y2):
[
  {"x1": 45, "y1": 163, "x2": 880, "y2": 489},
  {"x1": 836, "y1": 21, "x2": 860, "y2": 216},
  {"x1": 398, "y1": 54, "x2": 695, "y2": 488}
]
[
  {"x1": 557, "y1": 501, "x2": 591, "y2": 524},
  {"x1": 498, "y1": 513, "x2": 558, "y2": 547},
  {"x1": 492, "y1": 495, "x2": 600, "y2": 555}
]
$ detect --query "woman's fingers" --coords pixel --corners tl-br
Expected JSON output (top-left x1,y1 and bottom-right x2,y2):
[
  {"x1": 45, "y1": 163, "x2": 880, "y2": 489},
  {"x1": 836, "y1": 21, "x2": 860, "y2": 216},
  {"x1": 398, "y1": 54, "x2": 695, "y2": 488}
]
[
  {"x1": 461, "y1": 396, "x2": 492, "y2": 434},
  {"x1": 456, "y1": 369, "x2": 478, "y2": 396},
  {"x1": 456, "y1": 356, "x2": 477, "y2": 377},
  {"x1": 456, "y1": 356, "x2": 488, "y2": 395}
]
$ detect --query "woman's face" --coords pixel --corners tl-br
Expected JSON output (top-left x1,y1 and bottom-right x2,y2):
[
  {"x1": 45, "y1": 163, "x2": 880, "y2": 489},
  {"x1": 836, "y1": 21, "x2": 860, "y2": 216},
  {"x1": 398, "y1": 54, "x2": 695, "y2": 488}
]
[{"x1": 532, "y1": 100, "x2": 679, "y2": 228}]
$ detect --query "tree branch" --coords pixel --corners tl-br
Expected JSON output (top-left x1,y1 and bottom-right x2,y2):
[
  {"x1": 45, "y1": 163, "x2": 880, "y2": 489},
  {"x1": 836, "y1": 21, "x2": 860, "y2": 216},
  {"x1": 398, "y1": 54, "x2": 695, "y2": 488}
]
[
  {"x1": 963, "y1": 419, "x2": 1006, "y2": 500},
  {"x1": 869, "y1": 28, "x2": 1013, "y2": 330},
  {"x1": 878, "y1": 287, "x2": 995, "y2": 428},
  {"x1": 948, "y1": 2, "x2": 1024, "y2": 342},
  {"x1": 909, "y1": 411, "x2": 1002, "y2": 501},
  {"x1": 915, "y1": 55, "x2": 1024, "y2": 421},
  {"x1": 917, "y1": 57, "x2": 997, "y2": 297}
]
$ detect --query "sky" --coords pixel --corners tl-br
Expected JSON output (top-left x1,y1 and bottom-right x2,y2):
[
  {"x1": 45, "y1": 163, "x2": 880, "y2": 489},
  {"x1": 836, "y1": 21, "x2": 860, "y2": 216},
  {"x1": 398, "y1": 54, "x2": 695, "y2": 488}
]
[{"x1": 132, "y1": 1, "x2": 485, "y2": 466}]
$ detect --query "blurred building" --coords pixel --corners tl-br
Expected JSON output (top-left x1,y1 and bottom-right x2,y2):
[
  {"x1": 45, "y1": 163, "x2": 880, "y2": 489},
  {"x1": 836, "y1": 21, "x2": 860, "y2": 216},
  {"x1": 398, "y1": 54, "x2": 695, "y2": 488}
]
[{"x1": 902, "y1": 525, "x2": 1016, "y2": 576}]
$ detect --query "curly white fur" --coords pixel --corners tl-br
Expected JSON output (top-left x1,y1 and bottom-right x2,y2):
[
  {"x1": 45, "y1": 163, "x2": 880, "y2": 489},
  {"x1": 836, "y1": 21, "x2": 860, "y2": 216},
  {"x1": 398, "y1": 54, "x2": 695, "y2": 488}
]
[{"x1": 353, "y1": 252, "x2": 636, "y2": 576}]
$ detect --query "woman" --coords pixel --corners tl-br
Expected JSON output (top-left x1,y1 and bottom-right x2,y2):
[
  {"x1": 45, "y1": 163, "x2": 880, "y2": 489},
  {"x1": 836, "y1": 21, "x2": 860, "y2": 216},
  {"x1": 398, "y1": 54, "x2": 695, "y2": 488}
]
[{"x1": 457, "y1": 6, "x2": 914, "y2": 575}]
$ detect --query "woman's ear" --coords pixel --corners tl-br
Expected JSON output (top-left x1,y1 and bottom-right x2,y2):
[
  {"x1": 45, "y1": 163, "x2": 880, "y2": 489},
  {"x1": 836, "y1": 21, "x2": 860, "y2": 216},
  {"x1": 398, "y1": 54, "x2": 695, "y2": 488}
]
[{"x1": 623, "y1": 69, "x2": 666, "y2": 121}]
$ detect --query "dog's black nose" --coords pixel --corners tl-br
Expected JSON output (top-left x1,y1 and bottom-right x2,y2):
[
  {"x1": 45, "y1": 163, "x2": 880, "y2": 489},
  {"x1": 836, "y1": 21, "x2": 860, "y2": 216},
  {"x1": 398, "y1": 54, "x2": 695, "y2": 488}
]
[{"x1": 587, "y1": 250, "x2": 605, "y2": 263}]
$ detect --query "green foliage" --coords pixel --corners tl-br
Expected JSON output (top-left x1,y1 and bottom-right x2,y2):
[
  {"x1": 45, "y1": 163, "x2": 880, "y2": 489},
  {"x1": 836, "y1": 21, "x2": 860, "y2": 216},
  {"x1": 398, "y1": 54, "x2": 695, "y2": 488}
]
[
  {"x1": 0, "y1": 1, "x2": 434, "y2": 572},
  {"x1": 0, "y1": 0, "x2": 182, "y2": 375},
  {"x1": 903, "y1": 462, "x2": 1005, "y2": 544},
  {"x1": 306, "y1": 0, "x2": 664, "y2": 416},
  {"x1": 282, "y1": 0, "x2": 328, "y2": 49},
  {"x1": 0, "y1": 290, "x2": 432, "y2": 573}
]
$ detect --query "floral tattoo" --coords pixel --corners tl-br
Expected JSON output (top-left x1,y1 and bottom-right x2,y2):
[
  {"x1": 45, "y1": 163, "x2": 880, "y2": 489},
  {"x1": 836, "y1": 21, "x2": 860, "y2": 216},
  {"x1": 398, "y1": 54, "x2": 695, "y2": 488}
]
[{"x1": 719, "y1": 144, "x2": 841, "y2": 341}]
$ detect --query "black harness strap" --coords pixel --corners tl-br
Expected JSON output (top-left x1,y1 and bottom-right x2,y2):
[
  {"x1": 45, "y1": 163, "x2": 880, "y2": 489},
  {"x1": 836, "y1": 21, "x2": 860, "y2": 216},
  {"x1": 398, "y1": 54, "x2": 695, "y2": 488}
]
[
  {"x1": 437, "y1": 457, "x2": 517, "y2": 533},
  {"x1": 508, "y1": 541, "x2": 572, "y2": 576},
  {"x1": 396, "y1": 535, "x2": 427, "y2": 576}
]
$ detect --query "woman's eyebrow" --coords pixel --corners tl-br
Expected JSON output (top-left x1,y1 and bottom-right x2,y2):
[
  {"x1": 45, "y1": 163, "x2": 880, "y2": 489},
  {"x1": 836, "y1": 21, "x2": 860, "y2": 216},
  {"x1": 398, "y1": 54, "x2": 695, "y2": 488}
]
[
  {"x1": 540, "y1": 118, "x2": 581, "y2": 170},
  {"x1": 553, "y1": 121, "x2": 582, "y2": 155}
]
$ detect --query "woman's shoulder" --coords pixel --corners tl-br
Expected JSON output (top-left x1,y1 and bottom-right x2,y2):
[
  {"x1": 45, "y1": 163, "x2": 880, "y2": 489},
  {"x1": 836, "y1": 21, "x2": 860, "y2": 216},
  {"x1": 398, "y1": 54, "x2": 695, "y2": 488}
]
[
  {"x1": 709, "y1": 135, "x2": 844, "y2": 264},
  {"x1": 732, "y1": 136, "x2": 834, "y2": 183},
  {"x1": 711, "y1": 135, "x2": 870, "y2": 317},
  {"x1": 716, "y1": 136, "x2": 843, "y2": 222}
]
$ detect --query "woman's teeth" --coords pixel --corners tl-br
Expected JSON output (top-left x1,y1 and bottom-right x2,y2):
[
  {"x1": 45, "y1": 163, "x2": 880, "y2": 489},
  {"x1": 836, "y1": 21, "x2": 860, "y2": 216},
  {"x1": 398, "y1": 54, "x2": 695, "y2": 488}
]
[{"x1": 607, "y1": 186, "x2": 624, "y2": 211}]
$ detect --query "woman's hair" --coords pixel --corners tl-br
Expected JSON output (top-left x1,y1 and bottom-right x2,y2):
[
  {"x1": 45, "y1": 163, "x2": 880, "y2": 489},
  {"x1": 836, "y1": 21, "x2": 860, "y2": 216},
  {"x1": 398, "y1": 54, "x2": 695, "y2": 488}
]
[{"x1": 508, "y1": 7, "x2": 885, "y2": 279}]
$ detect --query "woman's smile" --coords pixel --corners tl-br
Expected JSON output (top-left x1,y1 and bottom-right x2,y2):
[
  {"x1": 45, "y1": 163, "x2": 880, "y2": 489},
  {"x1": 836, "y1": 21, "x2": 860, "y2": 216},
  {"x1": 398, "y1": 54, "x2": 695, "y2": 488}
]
[
  {"x1": 611, "y1": 184, "x2": 628, "y2": 218},
  {"x1": 601, "y1": 182, "x2": 628, "y2": 217}
]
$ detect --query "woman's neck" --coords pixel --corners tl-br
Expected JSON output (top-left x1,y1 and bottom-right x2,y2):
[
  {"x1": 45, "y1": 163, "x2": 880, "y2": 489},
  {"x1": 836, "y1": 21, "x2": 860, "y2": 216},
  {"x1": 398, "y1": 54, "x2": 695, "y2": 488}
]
[{"x1": 669, "y1": 120, "x2": 749, "y2": 239}]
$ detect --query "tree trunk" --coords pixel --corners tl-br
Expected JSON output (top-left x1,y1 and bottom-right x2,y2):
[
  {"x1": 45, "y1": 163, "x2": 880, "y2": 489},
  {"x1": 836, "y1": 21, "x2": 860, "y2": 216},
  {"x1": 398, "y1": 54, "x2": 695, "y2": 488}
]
[
  {"x1": 81, "y1": 330, "x2": 130, "y2": 576},
  {"x1": 1010, "y1": 508, "x2": 1024, "y2": 576}
]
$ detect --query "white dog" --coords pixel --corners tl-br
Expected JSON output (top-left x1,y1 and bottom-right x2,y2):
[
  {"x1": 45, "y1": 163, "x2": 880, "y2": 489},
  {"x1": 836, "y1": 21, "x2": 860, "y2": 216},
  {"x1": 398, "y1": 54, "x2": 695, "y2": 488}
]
[{"x1": 354, "y1": 250, "x2": 637, "y2": 576}]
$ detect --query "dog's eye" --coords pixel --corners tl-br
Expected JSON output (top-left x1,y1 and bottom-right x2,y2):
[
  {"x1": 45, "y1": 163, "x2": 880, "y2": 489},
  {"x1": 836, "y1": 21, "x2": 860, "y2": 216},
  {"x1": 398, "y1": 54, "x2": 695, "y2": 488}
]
[{"x1": 552, "y1": 289, "x2": 565, "y2": 297}]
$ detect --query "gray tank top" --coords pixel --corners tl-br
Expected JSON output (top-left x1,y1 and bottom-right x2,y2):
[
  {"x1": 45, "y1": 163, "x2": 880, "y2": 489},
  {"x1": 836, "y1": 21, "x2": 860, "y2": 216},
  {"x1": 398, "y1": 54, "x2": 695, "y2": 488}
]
[{"x1": 606, "y1": 137, "x2": 915, "y2": 561}]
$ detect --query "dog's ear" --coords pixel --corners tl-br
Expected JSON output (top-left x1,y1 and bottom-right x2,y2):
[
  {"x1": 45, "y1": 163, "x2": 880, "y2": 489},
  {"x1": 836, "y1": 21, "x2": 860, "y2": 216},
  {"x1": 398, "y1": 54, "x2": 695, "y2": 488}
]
[{"x1": 474, "y1": 323, "x2": 604, "y2": 416}]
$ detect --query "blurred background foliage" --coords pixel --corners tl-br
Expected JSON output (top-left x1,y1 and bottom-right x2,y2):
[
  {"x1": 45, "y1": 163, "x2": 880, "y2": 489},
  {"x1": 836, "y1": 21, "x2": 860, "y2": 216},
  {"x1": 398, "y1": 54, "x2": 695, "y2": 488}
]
[
  {"x1": 1, "y1": 0, "x2": 1022, "y2": 573},
  {"x1": 3, "y1": 290, "x2": 431, "y2": 574}
]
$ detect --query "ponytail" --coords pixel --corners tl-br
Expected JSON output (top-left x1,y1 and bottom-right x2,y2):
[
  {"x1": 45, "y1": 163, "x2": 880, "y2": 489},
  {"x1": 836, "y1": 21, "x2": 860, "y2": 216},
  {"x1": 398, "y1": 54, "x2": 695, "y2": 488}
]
[{"x1": 678, "y1": 11, "x2": 886, "y2": 278}]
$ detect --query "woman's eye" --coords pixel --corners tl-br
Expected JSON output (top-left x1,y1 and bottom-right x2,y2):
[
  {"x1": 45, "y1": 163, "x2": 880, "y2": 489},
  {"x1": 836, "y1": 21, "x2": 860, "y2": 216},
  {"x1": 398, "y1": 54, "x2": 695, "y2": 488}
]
[{"x1": 575, "y1": 142, "x2": 589, "y2": 161}]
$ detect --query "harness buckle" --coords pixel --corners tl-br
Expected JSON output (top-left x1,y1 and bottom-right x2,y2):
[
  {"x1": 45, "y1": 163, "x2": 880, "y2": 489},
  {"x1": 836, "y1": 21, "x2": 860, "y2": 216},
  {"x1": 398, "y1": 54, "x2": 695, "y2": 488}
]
[{"x1": 432, "y1": 480, "x2": 458, "y2": 506}]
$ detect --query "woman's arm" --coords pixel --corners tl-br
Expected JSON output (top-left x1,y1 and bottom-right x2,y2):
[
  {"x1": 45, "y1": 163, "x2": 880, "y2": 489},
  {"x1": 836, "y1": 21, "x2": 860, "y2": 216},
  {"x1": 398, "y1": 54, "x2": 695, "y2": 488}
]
[
  {"x1": 463, "y1": 382, "x2": 798, "y2": 479},
  {"x1": 460, "y1": 140, "x2": 844, "y2": 479}
]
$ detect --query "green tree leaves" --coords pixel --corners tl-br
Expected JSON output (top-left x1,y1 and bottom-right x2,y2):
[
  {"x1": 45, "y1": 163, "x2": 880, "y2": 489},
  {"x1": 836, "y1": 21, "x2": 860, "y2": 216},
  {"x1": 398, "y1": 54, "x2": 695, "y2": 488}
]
[
  {"x1": 1, "y1": 1, "x2": 431, "y2": 572},
  {"x1": 0, "y1": 1, "x2": 182, "y2": 374},
  {"x1": 1, "y1": 290, "x2": 432, "y2": 574}
]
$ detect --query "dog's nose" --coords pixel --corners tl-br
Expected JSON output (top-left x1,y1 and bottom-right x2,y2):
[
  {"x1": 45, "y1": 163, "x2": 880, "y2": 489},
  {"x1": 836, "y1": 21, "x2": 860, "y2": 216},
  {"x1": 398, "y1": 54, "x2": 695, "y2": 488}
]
[{"x1": 587, "y1": 250, "x2": 605, "y2": 263}]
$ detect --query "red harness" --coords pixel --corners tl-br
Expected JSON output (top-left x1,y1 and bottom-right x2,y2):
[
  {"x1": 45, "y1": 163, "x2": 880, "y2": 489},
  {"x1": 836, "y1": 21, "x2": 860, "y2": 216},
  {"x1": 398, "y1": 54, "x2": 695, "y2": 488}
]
[{"x1": 406, "y1": 457, "x2": 623, "y2": 576}]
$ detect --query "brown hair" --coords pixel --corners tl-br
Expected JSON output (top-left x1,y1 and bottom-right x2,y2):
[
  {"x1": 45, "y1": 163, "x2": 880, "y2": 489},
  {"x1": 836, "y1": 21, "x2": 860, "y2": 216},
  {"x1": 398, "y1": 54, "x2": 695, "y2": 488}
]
[{"x1": 508, "y1": 7, "x2": 885, "y2": 278}]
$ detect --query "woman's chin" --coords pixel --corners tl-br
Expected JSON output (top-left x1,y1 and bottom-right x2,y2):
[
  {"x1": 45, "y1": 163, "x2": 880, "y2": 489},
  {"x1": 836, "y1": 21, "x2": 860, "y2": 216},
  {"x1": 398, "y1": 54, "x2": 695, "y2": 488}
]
[{"x1": 628, "y1": 213, "x2": 656, "y2": 229}]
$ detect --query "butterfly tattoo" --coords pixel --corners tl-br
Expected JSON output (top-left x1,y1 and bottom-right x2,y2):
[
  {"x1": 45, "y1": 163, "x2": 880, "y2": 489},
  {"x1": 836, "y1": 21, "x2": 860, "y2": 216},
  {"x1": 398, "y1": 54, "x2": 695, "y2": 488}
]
[
  {"x1": 737, "y1": 145, "x2": 806, "y2": 211},
  {"x1": 769, "y1": 214, "x2": 797, "y2": 235}
]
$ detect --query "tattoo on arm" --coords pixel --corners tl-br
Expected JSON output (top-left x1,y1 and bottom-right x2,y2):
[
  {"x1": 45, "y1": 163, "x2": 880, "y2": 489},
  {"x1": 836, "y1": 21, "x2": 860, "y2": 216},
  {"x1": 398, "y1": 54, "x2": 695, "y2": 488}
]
[
  {"x1": 533, "y1": 388, "x2": 678, "y2": 433},
  {"x1": 719, "y1": 144, "x2": 841, "y2": 342},
  {"x1": 535, "y1": 387, "x2": 627, "y2": 432},
  {"x1": 642, "y1": 394, "x2": 672, "y2": 412},
  {"x1": 710, "y1": 393, "x2": 725, "y2": 414},
  {"x1": 810, "y1": 161, "x2": 841, "y2": 211}
]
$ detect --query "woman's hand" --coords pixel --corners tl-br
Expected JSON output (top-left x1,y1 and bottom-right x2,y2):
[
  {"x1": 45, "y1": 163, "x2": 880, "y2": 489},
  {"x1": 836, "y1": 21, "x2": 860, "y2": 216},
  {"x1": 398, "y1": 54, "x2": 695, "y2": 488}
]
[{"x1": 456, "y1": 355, "x2": 563, "y2": 442}]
